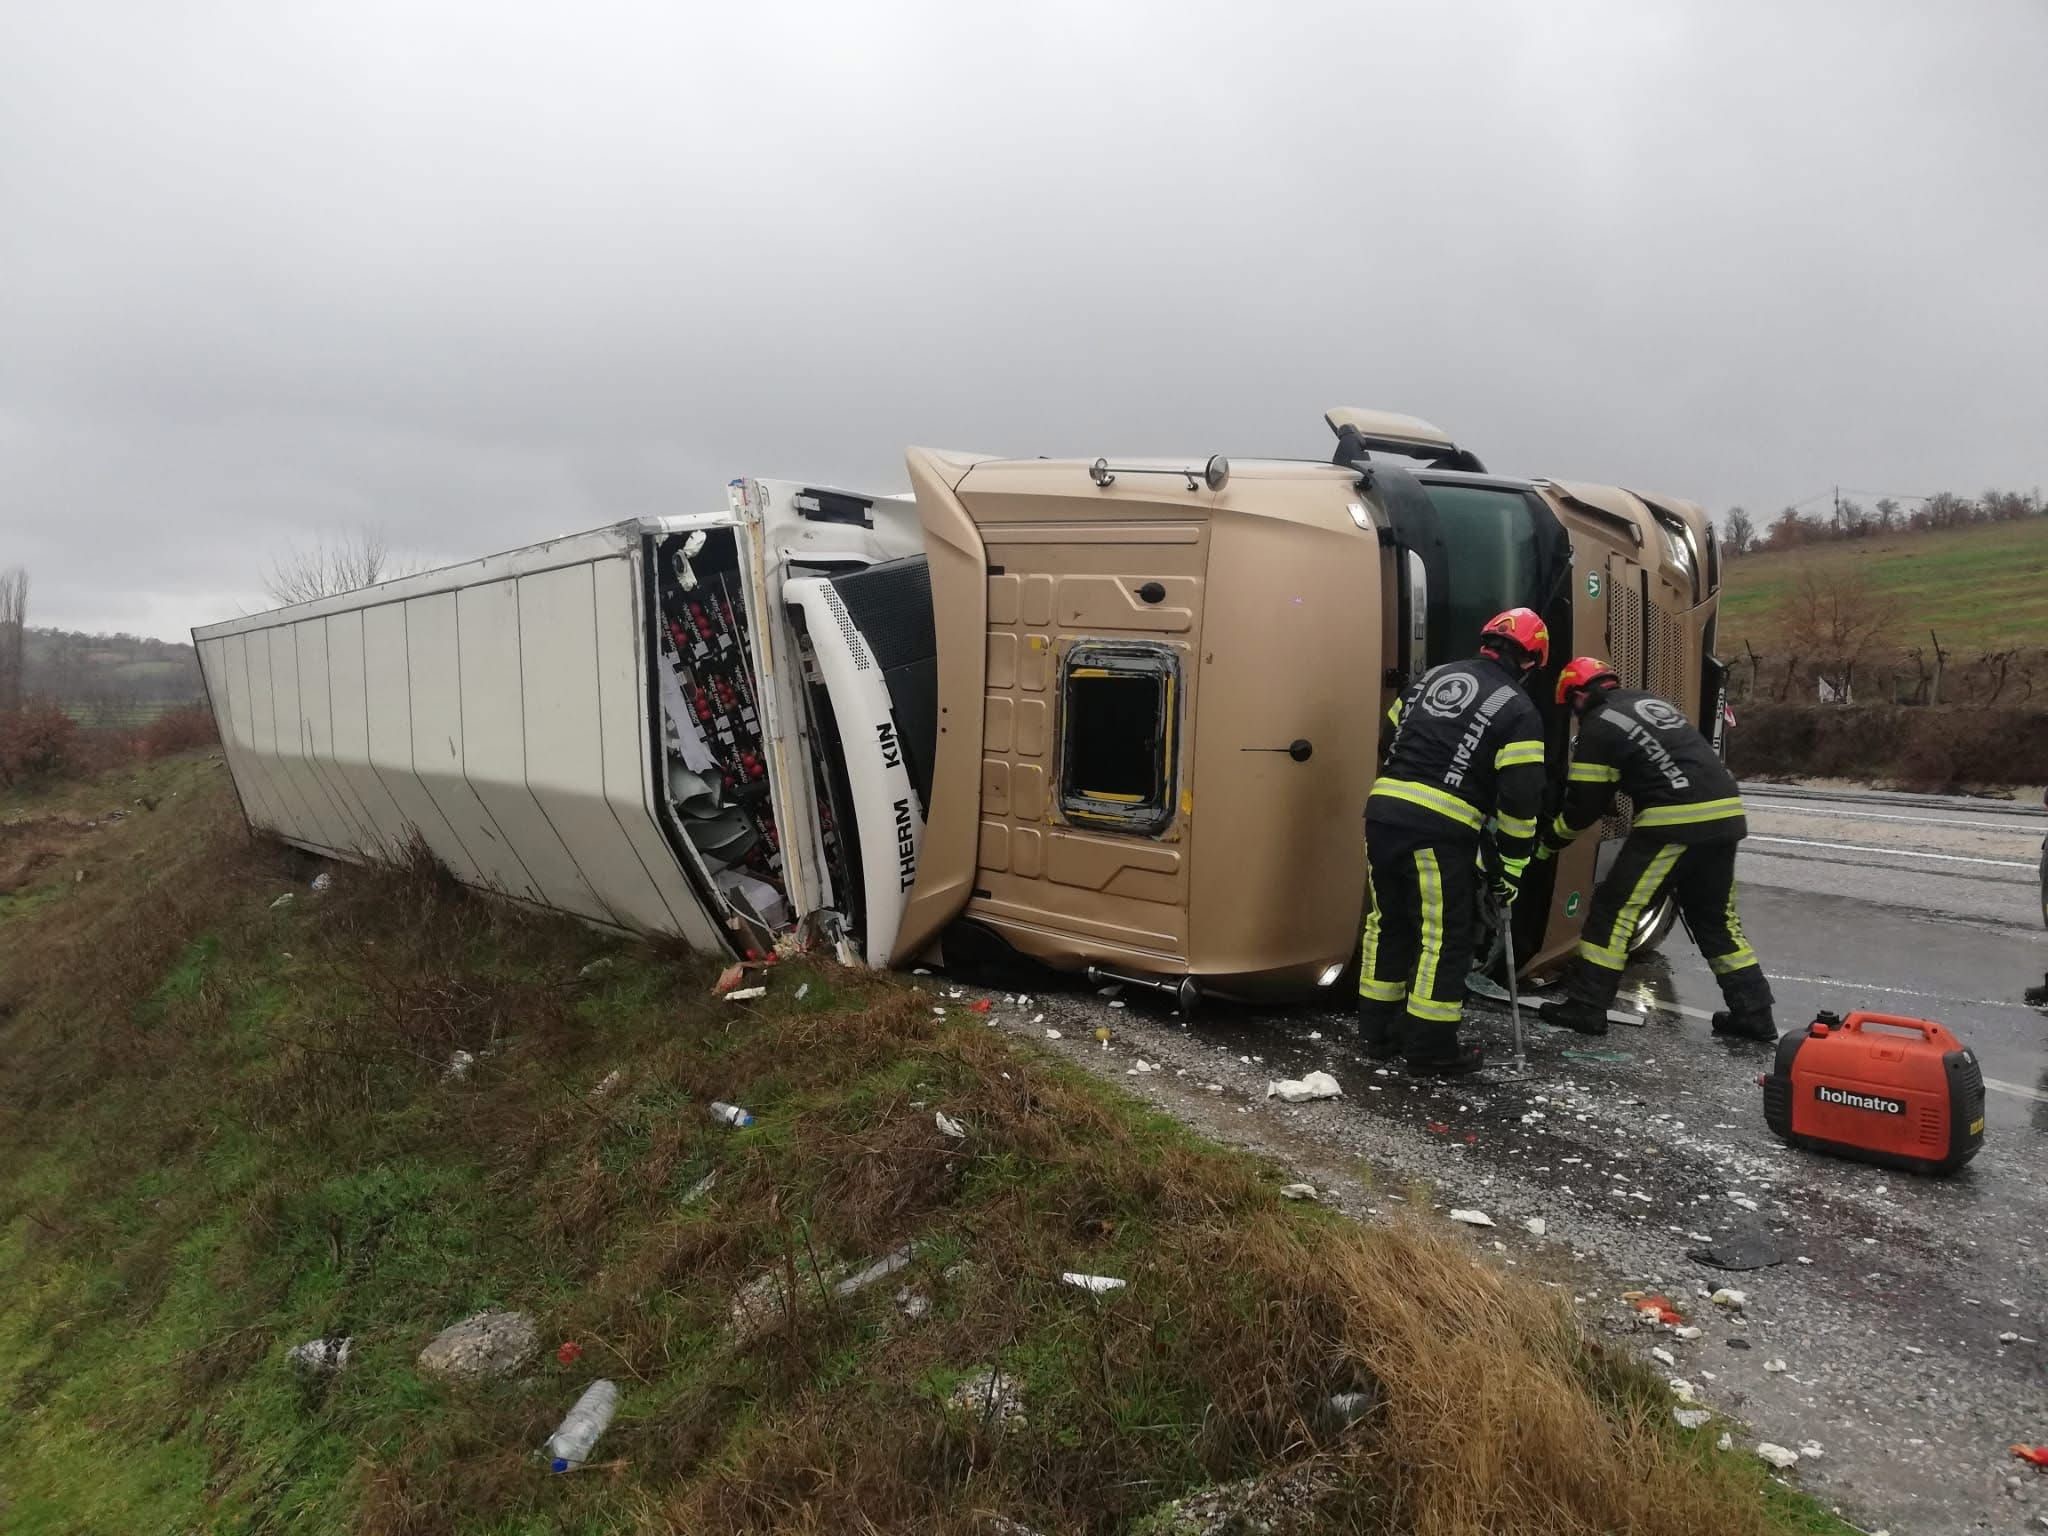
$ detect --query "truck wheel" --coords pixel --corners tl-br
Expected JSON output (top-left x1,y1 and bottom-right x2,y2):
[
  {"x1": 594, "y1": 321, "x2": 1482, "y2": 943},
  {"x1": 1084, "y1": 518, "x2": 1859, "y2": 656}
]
[{"x1": 1628, "y1": 893, "x2": 1678, "y2": 956}]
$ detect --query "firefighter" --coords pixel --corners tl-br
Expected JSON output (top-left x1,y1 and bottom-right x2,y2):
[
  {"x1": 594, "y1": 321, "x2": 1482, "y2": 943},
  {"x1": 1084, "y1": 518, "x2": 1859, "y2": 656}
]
[
  {"x1": 1358, "y1": 608, "x2": 1550, "y2": 1076},
  {"x1": 1537, "y1": 657, "x2": 1777, "y2": 1041}
]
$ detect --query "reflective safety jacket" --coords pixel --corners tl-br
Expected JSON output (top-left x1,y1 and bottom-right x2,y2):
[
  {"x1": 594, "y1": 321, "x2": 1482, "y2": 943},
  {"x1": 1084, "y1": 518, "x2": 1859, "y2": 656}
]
[
  {"x1": 1367, "y1": 655, "x2": 1547, "y2": 875},
  {"x1": 1548, "y1": 686, "x2": 1746, "y2": 847}
]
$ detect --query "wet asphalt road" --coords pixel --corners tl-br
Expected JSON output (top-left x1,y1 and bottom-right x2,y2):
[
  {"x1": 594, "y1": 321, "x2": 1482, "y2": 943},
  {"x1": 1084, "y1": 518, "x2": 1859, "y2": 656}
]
[{"x1": 966, "y1": 783, "x2": 2048, "y2": 1536}]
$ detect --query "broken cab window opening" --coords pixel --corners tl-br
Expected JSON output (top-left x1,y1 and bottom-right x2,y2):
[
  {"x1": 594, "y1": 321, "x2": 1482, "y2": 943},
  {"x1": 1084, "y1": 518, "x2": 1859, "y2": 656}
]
[{"x1": 1058, "y1": 643, "x2": 1180, "y2": 834}]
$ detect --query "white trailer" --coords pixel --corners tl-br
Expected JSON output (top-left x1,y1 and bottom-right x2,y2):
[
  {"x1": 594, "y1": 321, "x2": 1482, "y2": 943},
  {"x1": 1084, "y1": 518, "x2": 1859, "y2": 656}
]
[{"x1": 193, "y1": 483, "x2": 929, "y2": 963}]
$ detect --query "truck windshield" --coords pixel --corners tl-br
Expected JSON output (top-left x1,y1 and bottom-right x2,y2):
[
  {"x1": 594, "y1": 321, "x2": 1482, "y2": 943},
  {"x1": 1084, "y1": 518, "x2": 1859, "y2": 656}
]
[{"x1": 1422, "y1": 483, "x2": 1545, "y2": 662}]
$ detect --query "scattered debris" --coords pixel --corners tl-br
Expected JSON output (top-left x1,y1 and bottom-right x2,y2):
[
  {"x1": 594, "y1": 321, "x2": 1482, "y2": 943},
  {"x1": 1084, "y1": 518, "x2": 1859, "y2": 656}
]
[
  {"x1": 1675, "y1": 1326, "x2": 1703, "y2": 1340},
  {"x1": 588, "y1": 1069, "x2": 623, "y2": 1100},
  {"x1": 795, "y1": 982, "x2": 809, "y2": 1001},
  {"x1": 729, "y1": 1272, "x2": 797, "y2": 1345},
  {"x1": 2001, "y1": 1331, "x2": 2023, "y2": 1344},
  {"x1": 1652, "y1": 1346, "x2": 1677, "y2": 1367},
  {"x1": 894, "y1": 1286, "x2": 932, "y2": 1322},
  {"x1": 1762, "y1": 1357, "x2": 1788, "y2": 1373},
  {"x1": 1137, "y1": 1462, "x2": 1331, "y2": 1535},
  {"x1": 970, "y1": 999, "x2": 993, "y2": 1014},
  {"x1": 1717, "y1": 1432, "x2": 1734, "y2": 1453},
  {"x1": 269, "y1": 892, "x2": 295, "y2": 910},
  {"x1": 1687, "y1": 1233, "x2": 1784, "y2": 1271},
  {"x1": 1061, "y1": 1272, "x2": 1127, "y2": 1294},
  {"x1": 1668, "y1": 1378, "x2": 1699, "y2": 1403},
  {"x1": 707, "y1": 1101, "x2": 755, "y2": 1129},
  {"x1": 834, "y1": 1244, "x2": 917, "y2": 1299},
  {"x1": 417, "y1": 1310, "x2": 538, "y2": 1382},
  {"x1": 1755, "y1": 1442, "x2": 1801, "y2": 1470},
  {"x1": 935, "y1": 1111, "x2": 967, "y2": 1139},
  {"x1": 680, "y1": 1169, "x2": 718, "y2": 1204},
  {"x1": 286, "y1": 1336, "x2": 352, "y2": 1375},
  {"x1": 713, "y1": 963, "x2": 746, "y2": 994},
  {"x1": 724, "y1": 985, "x2": 768, "y2": 1002},
  {"x1": 1634, "y1": 1294, "x2": 1686, "y2": 1327},
  {"x1": 1447, "y1": 1209, "x2": 1495, "y2": 1228},
  {"x1": 543, "y1": 1379, "x2": 620, "y2": 1471},
  {"x1": 1797, "y1": 1441, "x2": 1824, "y2": 1461},
  {"x1": 556, "y1": 1340, "x2": 583, "y2": 1365},
  {"x1": 1709, "y1": 1288, "x2": 1748, "y2": 1312},
  {"x1": 948, "y1": 1367, "x2": 1028, "y2": 1429},
  {"x1": 1278, "y1": 1183, "x2": 1318, "y2": 1202},
  {"x1": 1095, "y1": 1026, "x2": 1113, "y2": 1050},
  {"x1": 309, "y1": 871, "x2": 333, "y2": 894},
  {"x1": 1322, "y1": 1389, "x2": 1378, "y2": 1428},
  {"x1": 1674, "y1": 1407, "x2": 1712, "y2": 1430},
  {"x1": 2014, "y1": 1445, "x2": 2048, "y2": 1468},
  {"x1": 1723, "y1": 1335, "x2": 1746, "y2": 1349},
  {"x1": 1523, "y1": 1216, "x2": 1546, "y2": 1237},
  {"x1": 1127, "y1": 1059, "x2": 1158, "y2": 1075},
  {"x1": 577, "y1": 956, "x2": 611, "y2": 978},
  {"x1": 1266, "y1": 1071, "x2": 1343, "y2": 1103},
  {"x1": 1044, "y1": 1028, "x2": 1062, "y2": 1040}
]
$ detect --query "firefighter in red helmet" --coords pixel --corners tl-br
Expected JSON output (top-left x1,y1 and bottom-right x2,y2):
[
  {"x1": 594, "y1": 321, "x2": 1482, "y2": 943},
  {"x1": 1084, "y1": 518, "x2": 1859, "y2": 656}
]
[
  {"x1": 1358, "y1": 608, "x2": 1550, "y2": 1076},
  {"x1": 1538, "y1": 656, "x2": 1777, "y2": 1041}
]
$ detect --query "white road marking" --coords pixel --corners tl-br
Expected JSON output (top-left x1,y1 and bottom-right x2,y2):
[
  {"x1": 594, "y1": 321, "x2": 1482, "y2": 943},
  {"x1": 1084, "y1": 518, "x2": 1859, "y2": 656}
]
[
  {"x1": 1748, "y1": 800, "x2": 2045, "y2": 833},
  {"x1": 1748, "y1": 835, "x2": 2036, "y2": 870}
]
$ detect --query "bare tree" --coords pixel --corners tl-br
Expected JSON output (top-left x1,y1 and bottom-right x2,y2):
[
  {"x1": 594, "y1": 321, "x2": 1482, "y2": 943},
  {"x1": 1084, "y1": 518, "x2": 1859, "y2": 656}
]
[
  {"x1": 1723, "y1": 506, "x2": 1756, "y2": 557},
  {"x1": 1774, "y1": 565, "x2": 1889, "y2": 700},
  {"x1": 263, "y1": 531, "x2": 412, "y2": 606},
  {"x1": 0, "y1": 566, "x2": 26, "y2": 713}
]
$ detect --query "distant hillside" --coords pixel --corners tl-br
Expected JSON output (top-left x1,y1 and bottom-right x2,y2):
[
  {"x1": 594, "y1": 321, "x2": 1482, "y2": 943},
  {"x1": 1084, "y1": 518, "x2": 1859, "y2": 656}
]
[
  {"x1": 1717, "y1": 519, "x2": 2048, "y2": 658},
  {"x1": 23, "y1": 627, "x2": 204, "y2": 724}
]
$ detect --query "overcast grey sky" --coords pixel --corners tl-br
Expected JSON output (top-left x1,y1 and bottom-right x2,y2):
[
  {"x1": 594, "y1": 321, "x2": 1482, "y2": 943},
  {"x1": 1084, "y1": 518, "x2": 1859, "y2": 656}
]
[{"x1": 4, "y1": 1, "x2": 2044, "y2": 639}]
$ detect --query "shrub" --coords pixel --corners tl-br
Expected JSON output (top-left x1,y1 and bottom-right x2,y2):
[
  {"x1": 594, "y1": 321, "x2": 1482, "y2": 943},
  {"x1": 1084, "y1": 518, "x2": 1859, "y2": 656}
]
[
  {"x1": 138, "y1": 703, "x2": 219, "y2": 758},
  {"x1": 0, "y1": 700, "x2": 83, "y2": 787}
]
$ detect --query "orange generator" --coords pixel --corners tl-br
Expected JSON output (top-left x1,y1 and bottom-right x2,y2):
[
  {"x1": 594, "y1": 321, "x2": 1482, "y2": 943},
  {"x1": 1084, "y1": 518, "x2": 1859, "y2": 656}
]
[{"x1": 1761, "y1": 1011, "x2": 1985, "y2": 1176}]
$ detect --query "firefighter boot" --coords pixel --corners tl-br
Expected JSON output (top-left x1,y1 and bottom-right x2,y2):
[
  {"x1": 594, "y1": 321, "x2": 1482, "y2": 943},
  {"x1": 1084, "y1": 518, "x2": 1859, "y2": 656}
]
[
  {"x1": 1355, "y1": 999, "x2": 1403, "y2": 1062},
  {"x1": 1541, "y1": 959, "x2": 1614, "y2": 1035},
  {"x1": 1711, "y1": 970, "x2": 1778, "y2": 1042},
  {"x1": 1539, "y1": 997, "x2": 1610, "y2": 1035},
  {"x1": 1401, "y1": 1019, "x2": 1484, "y2": 1077}
]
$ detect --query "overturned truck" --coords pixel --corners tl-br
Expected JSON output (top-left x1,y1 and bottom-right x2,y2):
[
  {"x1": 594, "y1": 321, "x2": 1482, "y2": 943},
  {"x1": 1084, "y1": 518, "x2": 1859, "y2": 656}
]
[{"x1": 193, "y1": 410, "x2": 1724, "y2": 1002}]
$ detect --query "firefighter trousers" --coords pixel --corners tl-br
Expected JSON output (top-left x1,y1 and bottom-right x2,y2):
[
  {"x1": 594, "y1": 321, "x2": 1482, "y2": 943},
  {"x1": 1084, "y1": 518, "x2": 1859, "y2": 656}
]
[
  {"x1": 1357, "y1": 822, "x2": 1478, "y2": 1064},
  {"x1": 1562, "y1": 833, "x2": 1773, "y2": 1016}
]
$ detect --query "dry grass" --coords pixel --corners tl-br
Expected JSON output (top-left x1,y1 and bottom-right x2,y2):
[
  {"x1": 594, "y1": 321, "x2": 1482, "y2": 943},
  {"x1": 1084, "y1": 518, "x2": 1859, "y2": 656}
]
[{"x1": 0, "y1": 754, "x2": 1850, "y2": 1536}]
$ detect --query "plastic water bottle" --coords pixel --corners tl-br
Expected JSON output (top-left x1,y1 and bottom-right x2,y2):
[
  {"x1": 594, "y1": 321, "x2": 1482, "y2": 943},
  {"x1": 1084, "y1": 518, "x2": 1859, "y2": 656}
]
[
  {"x1": 707, "y1": 1101, "x2": 754, "y2": 1128},
  {"x1": 544, "y1": 1379, "x2": 619, "y2": 1471}
]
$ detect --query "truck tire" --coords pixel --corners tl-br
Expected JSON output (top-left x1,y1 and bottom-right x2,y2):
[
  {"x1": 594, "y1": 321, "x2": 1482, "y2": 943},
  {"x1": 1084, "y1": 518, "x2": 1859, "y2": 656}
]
[{"x1": 1628, "y1": 892, "x2": 1679, "y2": 956}]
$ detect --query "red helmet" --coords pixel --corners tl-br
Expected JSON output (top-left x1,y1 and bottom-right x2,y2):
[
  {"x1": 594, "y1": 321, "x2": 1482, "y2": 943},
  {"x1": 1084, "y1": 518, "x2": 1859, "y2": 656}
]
[
  {"x1": 1556, "y1": 655, "x2": 1620, "y2": 706},
  {"x1": 1478, "y1": 607, "x2": 1550, "y2": 668}
]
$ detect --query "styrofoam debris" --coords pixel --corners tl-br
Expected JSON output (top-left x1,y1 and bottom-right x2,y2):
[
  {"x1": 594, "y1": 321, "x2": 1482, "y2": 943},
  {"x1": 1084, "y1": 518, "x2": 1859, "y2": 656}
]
[
  {"x1": 1762, "y1": 1357, "x2": 1787, "y2": 1373},
  {"x1": 1669, "y1": 1378, "x2": 1699, "y2": 1403},
  {"x1": 310, "y1": 872, "x2": 333, "y2": 894},
  {"x1": 1265, "y1": 1071, "x2": 1342, "y2": 1103},
  {"x1": 444, "y1": 1049, "x2": 476, "y2": 1081},
  {"x1": 795, "y1": 982, "x2": 809, "y2": 1001},
  {"x1": 1061, "y1": 1272, "x2": 1126, "y2": 1293},
  {"x1": 725, "y1": 986, "x2": 768, "y2": 1002},
  {"x1": 1797, "y1": 1441, "x2": 1824, "y2": 1460},
  {"x1": 1674, "y1": 1407, "x2": 1712, "y2": 1430},
  {"x1": 1447, "y1": 1209, "x2": 1495, "y2": 1228},
  {"x1": 1279, "y1": 1183, "x2": 1318, "y2": 1201},
  {"x1": 1524, "y1": 1217, "x2": 1546, "y2": 1237},
  {"x1": 1674, "y1": 1325, "x2": 1703, "y2": 1340},
  {"x1": 1710, "y1": 1288, "x2": 1747, "y2": 1311},
  {"x1": 1044, "y1": 1028, "x2": 1062, "y2": 1040},
  {"x1": 270, "y1": 892, "x2": 295, "y2": 909},
  {"x1": 1652, "y1": 1346, "x2": 1677, "y2": 1367},
  {"x1": 1716, "y1": 1432, "x2": 1734, "y2": 1452}
]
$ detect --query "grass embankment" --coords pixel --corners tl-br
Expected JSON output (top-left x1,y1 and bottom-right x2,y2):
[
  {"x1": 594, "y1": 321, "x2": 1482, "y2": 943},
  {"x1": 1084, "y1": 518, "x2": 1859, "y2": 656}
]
[
  {"x1": 0, "y1": 757, "x2": 1852, "y2": 1535},
  {"x1": 1718, "y1": 519, "x2": 2048, "y2": 656}
]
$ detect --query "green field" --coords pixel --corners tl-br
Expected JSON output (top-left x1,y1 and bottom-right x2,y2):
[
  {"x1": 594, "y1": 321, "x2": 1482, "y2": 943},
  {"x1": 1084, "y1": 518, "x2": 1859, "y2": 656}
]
[{"x1": 1717, "y1": 520, "x2": 2048, "y2": 657}]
